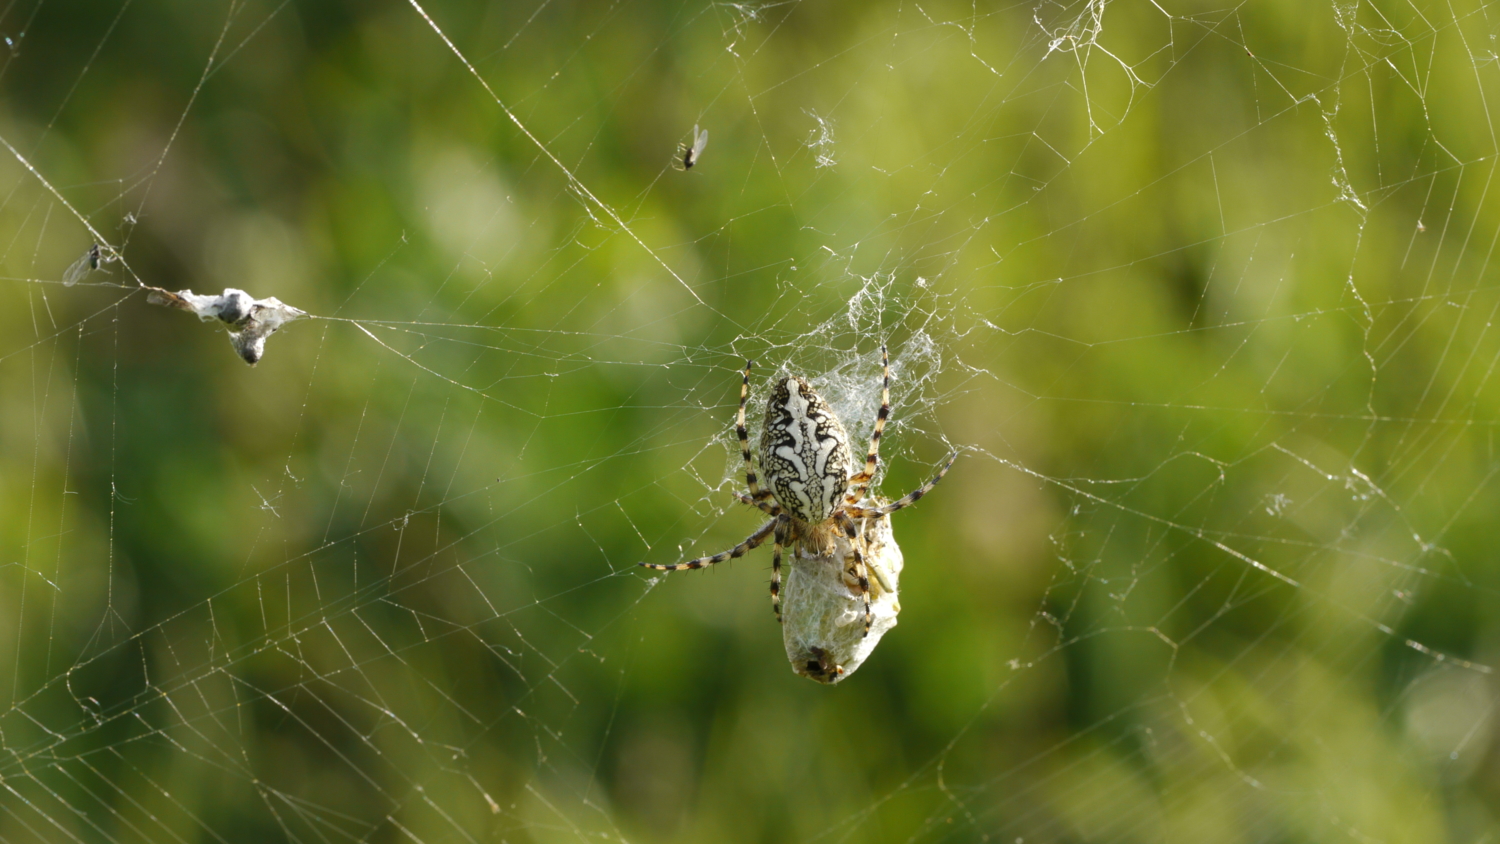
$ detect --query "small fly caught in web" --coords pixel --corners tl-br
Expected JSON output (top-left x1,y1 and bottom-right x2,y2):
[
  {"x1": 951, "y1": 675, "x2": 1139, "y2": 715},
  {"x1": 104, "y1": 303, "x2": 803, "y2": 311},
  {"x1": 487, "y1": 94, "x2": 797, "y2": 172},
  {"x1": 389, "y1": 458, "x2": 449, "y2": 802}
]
[
  {"x1": 63, "y1": 243, "x2": 118, "y2": 286},
  {"x1": 679, "y1": 124, "x2": 709, "y2": 170}
]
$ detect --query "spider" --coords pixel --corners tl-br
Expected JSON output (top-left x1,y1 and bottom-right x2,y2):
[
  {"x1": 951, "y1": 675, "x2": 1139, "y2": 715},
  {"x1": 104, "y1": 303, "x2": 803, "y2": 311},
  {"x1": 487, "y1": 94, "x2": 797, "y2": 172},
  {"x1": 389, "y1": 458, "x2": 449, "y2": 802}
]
[{"x1": 641, "y1": 347, "x2": 957, "y2": 636}]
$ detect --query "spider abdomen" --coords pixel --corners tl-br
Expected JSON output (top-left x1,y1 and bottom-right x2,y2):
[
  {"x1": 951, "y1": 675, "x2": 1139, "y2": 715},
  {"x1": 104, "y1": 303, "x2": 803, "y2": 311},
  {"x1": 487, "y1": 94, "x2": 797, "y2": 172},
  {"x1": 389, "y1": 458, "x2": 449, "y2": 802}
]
[{"x1": 760, "y1": 376, "x2": 852, "y2": 524}]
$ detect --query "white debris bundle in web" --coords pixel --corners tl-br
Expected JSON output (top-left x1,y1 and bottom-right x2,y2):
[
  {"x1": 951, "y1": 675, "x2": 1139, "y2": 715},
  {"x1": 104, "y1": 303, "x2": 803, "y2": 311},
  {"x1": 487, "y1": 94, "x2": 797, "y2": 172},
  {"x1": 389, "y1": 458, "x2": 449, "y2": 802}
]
[
  {"x1": 146, "y1": 287, "x2": 307, "y2": 365},
  {"x1": 780, "y1": 499, "x2": 903, "y2": 684}
]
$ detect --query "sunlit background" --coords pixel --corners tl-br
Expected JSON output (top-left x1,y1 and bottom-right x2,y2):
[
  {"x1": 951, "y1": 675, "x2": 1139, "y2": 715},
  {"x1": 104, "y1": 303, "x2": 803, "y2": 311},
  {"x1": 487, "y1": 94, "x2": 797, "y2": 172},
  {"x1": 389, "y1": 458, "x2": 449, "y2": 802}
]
[{"x1": 1, "y1": 0, "x2": 1498, "y2": 841}]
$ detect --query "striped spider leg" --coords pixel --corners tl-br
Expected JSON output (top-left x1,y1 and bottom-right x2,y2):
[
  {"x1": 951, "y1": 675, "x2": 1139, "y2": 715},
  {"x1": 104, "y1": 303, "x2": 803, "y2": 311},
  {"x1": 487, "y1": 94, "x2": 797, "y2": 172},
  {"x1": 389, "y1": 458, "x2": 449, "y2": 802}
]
[
  {"x1": 844, "y1": 451, "x2": 959, "y2": 523},
  {"x1": 843, "y1": 345, "x2": 892, "y2": 504},
  {"x1": 641, "y1": 361, "x2": 784, "y2": 591}
]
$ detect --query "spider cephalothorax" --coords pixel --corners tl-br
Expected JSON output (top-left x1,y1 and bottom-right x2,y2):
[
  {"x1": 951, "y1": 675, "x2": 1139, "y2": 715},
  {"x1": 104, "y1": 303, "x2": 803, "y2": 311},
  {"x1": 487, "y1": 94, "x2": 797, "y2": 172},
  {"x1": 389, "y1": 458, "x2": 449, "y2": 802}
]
[{"x1": 642, "y1": 347, "x2": 956, "y2": 637}]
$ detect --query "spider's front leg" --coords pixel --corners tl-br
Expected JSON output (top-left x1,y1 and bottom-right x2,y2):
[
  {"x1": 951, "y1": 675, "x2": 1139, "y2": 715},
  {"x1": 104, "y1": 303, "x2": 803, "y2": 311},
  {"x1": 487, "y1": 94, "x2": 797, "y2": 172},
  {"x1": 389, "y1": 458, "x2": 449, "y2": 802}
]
[
  {"x1": 835, "y1": 511, "x2": 873, "y2": 637},
  {"x1": 640, "y1": 518, "x2": 778, "y2": 571}
]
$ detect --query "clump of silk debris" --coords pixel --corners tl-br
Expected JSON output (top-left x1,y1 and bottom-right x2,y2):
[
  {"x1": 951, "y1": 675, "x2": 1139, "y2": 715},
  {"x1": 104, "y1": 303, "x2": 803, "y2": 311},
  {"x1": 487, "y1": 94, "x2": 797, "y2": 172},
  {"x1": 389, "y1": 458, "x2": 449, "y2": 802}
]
[
  {"x1": 62, "y1": 243, "x2": 116, "y2": 286},
  {"x1": 64, "y1": 243, "x2": 305, "y2": 365},
  {"x1": 780, "y1": 498, "x2": 902, "y2": 684},
  {"x1": 146, "y1": 286, "x2": 306, "y2": 365}
]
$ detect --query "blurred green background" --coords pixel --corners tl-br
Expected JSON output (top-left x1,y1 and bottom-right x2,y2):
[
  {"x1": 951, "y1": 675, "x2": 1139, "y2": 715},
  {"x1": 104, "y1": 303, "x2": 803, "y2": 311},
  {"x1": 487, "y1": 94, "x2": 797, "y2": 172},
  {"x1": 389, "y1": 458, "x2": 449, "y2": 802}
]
[{"x1": 1, "y1": 0, "x2": 1498, "y2": 841}]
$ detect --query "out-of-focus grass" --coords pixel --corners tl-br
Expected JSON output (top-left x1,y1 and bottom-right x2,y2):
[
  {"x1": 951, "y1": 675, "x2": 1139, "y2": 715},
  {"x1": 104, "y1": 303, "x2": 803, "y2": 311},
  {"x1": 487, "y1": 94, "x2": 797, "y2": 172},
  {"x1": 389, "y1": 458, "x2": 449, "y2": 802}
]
[{"x1": 0, "y1": 1, "x2": 1497, "y2": 841}]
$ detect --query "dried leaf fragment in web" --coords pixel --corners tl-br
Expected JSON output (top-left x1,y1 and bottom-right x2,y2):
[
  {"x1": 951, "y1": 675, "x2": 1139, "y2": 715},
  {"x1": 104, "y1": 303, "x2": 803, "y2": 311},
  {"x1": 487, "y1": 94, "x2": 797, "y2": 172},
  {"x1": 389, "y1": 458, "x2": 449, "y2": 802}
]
[
  {"x1": 146, "y1": 286, "x2": 307, "y2": 365},
  {"x1": 781, "y1": 498, "x2": 903, "y2": 684}
]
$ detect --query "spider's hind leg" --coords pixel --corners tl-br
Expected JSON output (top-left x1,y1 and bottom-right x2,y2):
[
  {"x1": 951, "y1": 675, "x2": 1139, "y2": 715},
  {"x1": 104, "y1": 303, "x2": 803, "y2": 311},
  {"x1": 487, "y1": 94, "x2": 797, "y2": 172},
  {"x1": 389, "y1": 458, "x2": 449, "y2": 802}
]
[
  {"x1": 736, "y1": 360, "x2": 775, "y2": 507},
  {"x1": 770, "y1": 515, "x2": 791, "y2": 623},
  {"x1": 847, "y1": 451, "x2": 959, "y2": 520},
  {"x1": 845, "y1": 345, "x2": 892, "y2": 504},
  {"x1": 738, "y1": 492, "x2": 782, "y2": 517}
]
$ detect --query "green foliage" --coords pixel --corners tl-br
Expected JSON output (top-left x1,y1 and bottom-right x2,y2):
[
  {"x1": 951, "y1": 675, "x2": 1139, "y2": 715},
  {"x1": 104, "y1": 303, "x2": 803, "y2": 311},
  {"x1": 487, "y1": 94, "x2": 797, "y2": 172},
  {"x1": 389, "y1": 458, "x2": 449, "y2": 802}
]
[{"x1": 1, "y1": 0, "x2": 1498, "y2": 841}]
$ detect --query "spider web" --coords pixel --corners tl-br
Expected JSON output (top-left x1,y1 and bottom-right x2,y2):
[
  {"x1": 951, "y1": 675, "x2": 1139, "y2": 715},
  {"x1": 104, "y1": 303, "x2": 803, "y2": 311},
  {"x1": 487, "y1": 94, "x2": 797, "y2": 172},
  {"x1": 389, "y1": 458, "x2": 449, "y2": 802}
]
[{"x1": 1, "y1": 0, "x2": 1497, "y2": 841}]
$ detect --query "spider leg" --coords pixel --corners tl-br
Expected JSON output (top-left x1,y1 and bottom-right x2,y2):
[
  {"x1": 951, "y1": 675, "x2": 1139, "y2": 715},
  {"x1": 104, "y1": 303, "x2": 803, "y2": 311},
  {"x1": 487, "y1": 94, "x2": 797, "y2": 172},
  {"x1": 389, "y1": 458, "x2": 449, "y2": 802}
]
[
  {"x1": 846, "y1": 451, "x2": 959, "y2": 519},
  {"x1": 737, "y1": 492, "x2": 782, "y2": 516},
  {"x1": 639, "y1": 518, "x2": 777, "y2": 571},
  {"x1": 736, "y1": 359, "x2": 775, "y2": 506},
  {"x1": 844, "y1": 345, "x2": 891, "y2": 504},
  {"x1": 835, "y1": 511, "x2": 873, "y2": 637},
  {"x1": 770, "y1": 515, "x2": 790, "y2": 622}
]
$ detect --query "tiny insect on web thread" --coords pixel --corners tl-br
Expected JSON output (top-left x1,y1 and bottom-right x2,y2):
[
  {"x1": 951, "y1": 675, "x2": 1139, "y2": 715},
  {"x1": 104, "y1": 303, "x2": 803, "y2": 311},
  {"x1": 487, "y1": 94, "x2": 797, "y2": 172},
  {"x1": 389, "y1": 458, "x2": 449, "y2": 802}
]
[
  {"x1": 682, "y1": 124, "x2": 708, "y2": 169},
  {"x1": 63, "y1": 243, "x2": 115, "y2": 286}
]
